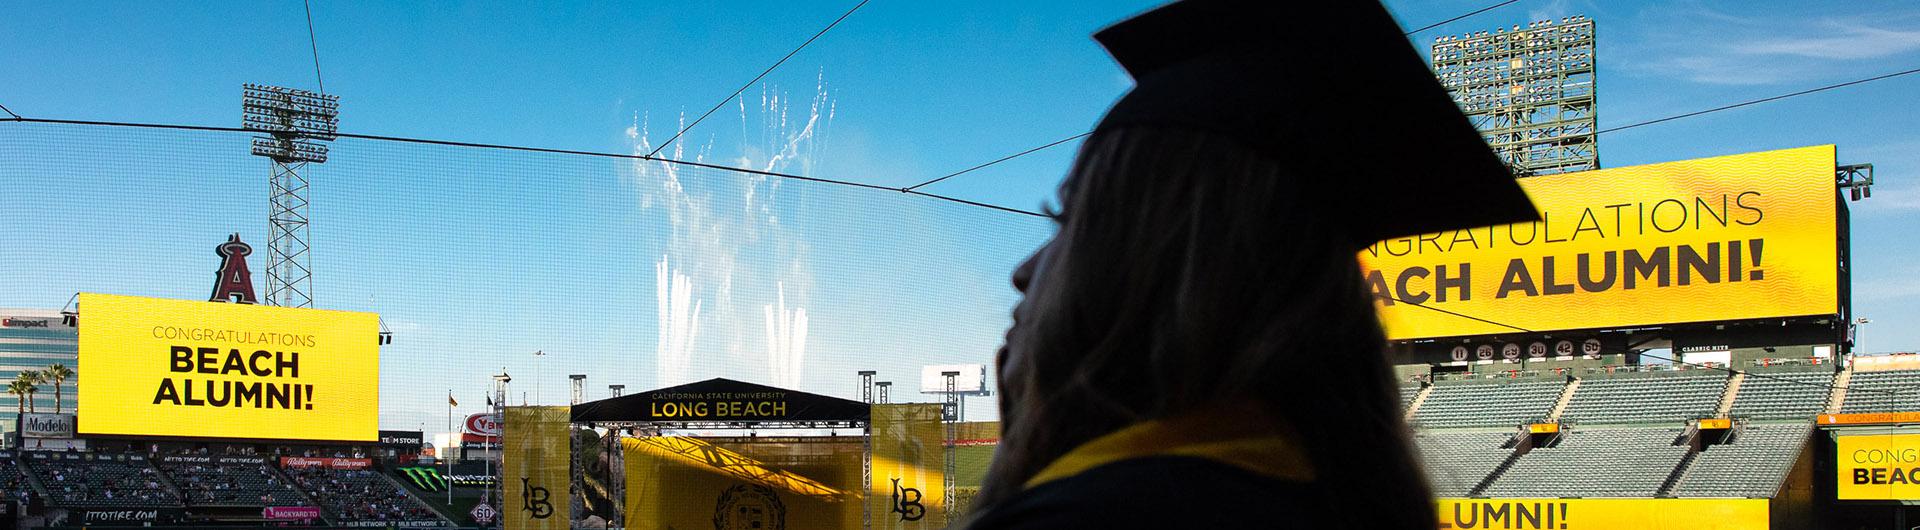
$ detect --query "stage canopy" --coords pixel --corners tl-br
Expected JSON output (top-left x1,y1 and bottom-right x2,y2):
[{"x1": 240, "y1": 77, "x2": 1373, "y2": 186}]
[{"x1": 571, "y1": 378, "x2": 871, "y2": 427}]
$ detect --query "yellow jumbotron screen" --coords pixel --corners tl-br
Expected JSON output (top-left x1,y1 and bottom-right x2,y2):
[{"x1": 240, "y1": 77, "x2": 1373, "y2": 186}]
[
  {"x1": 1836, "y1": 433, "x2": 1920, "y2": 500},
  {"x1": 1436, "y1": 498, "x2": 1767, "y2": 529},
  {"x1": 1363, "y1": 145, "x2": 1840, "y2": 341},
  {"x1": 77, "y1": 293, "x2": 380, "y2": 442}
]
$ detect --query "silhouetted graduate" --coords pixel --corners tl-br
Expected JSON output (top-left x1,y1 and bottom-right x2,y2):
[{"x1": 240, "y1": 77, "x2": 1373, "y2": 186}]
[{"x1": 963, "y1": 0, "x2": 1537, "y2": 528}]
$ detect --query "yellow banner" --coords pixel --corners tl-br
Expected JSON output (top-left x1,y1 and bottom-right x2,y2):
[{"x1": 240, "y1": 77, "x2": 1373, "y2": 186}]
[
  {"x1": 871, "y1": 404, "x2": 947, "y2": 528},
  {"x1": 76, "y1": 293, "x2": 378, "y2": 441},
  {"x1": 623, "y1": 436, "x2": 860, "y2": 530},
  {"x1": 1436, "y1": 499, "x2": 1767, "y2": 529},
  {"x1": 1835, "y1": 433, "x2": 1920, "y2": 500},
  {"x1": 503, "y1": 406, "x2": 572, "y2": 530},
  {"x1": 1820, "y1": 412, "x2": 1920, "y2": 425},
  {"x1": 1363, "y1": 145, "x2": 1839, "y2": 340}
]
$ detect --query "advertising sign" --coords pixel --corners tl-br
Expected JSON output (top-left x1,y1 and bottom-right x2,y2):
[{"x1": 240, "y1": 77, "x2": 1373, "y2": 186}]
[
  {"x1": 870, "y1": 404, "x2": 947, "y2": 529},
  {"x1": 380, "y1": 430, "x2": 426, "y2": 447},
  {"x1": 20, "y1": 413, "x2": 75, "y2": 438},
  {"x1": 466, "y1": 413, "x2": 502, "y2": 436},
  {"x1": 263, "y1": 506, "x2": 323, "y2": 521},
  {"x1": 503, "y1": 406, "x2": 571, "y2": 530},
  {"x1": 76, "y1": 293, "x2": 380, "y2": 441},
  {"x1": 1364, "y1": 145, "x2": 1839, "y2": 340},
  {"x1": 280, "y1": 457, "x2": 372, "y2": 470},
  {"x1": 1836, "y1": 433, "x2": 1920, "y2": 500},
  {"x1": 920, "y1": 365, "x2": 988, "y2": 394},
  {"x1": 1435, "y1": 498, "x2": 1767, "y2": 529}
]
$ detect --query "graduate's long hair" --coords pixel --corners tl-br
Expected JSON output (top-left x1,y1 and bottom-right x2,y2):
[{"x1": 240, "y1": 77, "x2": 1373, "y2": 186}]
[{"x1": 969, "y1": 127, "x2": 1433, "y2": 527}]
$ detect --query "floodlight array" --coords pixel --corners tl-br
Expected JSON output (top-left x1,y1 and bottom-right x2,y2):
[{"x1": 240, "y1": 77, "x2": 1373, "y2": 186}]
[
  {"x1": 242, "y1": 84, "x2": 339, "y2": 140},
  {"x1": 1430, "y1": 16, "x2": 1598, "y2": 176},
  {"x1": 251, "y1": 137, "x2": 329, "y2": 164}
]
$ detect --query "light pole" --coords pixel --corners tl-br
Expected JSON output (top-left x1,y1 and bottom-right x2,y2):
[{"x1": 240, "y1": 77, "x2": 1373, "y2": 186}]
[
  {"x1": 533, "y1": 350, "x2": 547, "y2": 405},
  {"x1": 242, "y1": 84, "x2": 337, "y2": 308}
]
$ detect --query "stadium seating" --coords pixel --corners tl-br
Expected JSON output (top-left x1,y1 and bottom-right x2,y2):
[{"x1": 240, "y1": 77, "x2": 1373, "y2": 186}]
[
  {"x1": 1728, "y1": 370, "x2": 1834, "y2": 420},
  {"x1": 1482, "y1": 427, "x2": 1690, "y2": 498},
  {"x1": 1413, "y1": 431, "x2": 1514, "y2": 496},
  {"x1": 157, "y1": 458, "x2": 310, "y2": 507},
  {"x1": 1839, "y1": 369, "x2": 1920, "y2": 413},
  {"x1": 1411, "y1": 378, "x2": 1564, "y2": 428},
  {"x1": 0, "y1": 454, "x2": 34, "y2": 506},
  {"x1": 23, "y1": 455, "x2": 184, "y2": 508},
  {"x1": 285, "y1": 466, "x2": 443, "y2": 524},
  {"x1": 1399, "y1": 384, "x2": 1421, "y2": 409},
  {"x1": 1559, "y1": 371, "x2": 1727, "y2": 424},
  {"x1": 1672, "y1": 423, "x2": 1812, "y2": 498}
]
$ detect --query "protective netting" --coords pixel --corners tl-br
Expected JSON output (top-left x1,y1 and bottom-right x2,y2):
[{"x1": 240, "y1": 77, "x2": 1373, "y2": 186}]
[{"x1": 0, "y1": 120, "x2": 1033, "y2": 527}]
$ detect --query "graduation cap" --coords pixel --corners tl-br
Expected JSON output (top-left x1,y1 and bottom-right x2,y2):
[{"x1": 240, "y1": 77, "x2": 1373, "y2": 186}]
[{"x1": 1092, "y1": 0, "x2": 1540, "y2": 248}]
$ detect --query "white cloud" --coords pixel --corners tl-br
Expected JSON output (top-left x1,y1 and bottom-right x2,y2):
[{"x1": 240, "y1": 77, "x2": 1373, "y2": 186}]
[
  {"x1": 1857, "y1": 270, "x2": 1920, "y2": 302},
  {"x1": 1739, "y1": 25, "x2": 1920, "y2": 60},
  {"x1": 1860, "y1": 186, "x2": 1920, "y2": 212},
  {"x1": 1618, "y1": 6, "x2": 1920, "y2": 86}
]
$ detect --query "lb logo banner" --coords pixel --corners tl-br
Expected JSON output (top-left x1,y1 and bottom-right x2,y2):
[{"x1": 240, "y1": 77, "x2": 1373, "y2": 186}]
[
  {"x1": 871, "y1": 404, "x2": 946, "y2": 528},
  {"x1": 76, "y1": 293, "x2": 379, "y2": 441},
  {"x1": 623, "y1": 436, "x2": 862, "y2": 530},
  {"x1": 1364, "y1": 145, "x2": 1839, "y2": 340},
  {"x1": 503, "y1": 406, "x2": 570, "y2": 530},
  {"x1": 1436, "y1": 499, "x2": 1768, "y2": 529},
  {"x1": 1836, "y1": 433, "x2": 1920, "y2": 500}
]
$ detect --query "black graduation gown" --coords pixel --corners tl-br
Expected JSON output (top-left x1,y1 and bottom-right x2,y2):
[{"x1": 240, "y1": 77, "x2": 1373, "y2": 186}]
[{"x1": 963, "y1": 456, "x2": 1330, "y2": 529}]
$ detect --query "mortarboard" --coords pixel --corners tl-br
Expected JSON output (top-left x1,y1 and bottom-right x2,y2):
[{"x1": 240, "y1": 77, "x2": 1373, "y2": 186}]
[{"x1": 1092, "y1": 0, "x2": 1541, "y2": 248}]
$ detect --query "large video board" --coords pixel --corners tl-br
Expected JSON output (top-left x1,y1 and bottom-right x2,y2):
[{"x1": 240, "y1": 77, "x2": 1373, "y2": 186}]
[
  {"x1": 1364, "y1": 145, "x2": 1840, "y2": 341},
  {"x1": 78, "y1": 293, "x2": 379, "y2": 441}
]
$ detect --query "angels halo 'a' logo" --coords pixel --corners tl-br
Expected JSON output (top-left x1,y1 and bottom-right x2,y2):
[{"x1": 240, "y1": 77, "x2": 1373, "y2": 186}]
[{"x1": 713, "y1": 484, "x2": 787, "y2": 530}]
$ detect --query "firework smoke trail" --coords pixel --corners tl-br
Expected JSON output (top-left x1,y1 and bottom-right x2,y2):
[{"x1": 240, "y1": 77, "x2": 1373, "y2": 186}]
[
  {"x1": 763, "y1": 283, "x2": 809, "y2": 389},
  {"x1": 656, "y1": 258, "x2": 701, "y2": 386},
  {"x1": 627, "y1": 79, "x2": 833, "y2": 391}
]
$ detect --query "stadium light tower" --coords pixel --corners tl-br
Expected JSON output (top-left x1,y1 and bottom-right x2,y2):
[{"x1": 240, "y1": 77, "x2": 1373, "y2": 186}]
[
  {"x1": 242, "y1": 84, "x2": 338, "y2": 308},
  {"x1": 1432, "y1": 17, "x2": 1597, "y2": 177}
]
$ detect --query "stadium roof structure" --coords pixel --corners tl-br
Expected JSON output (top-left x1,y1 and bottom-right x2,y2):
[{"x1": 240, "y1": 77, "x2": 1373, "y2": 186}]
[{"x1": 570, "y1": 377, "x2": 870, "y2": 429}]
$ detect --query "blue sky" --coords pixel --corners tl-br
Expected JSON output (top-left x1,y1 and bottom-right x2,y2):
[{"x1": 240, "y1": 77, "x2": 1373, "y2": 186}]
[{"x1": 3, "y1": 0, "x2": 1919, "y2": 432}]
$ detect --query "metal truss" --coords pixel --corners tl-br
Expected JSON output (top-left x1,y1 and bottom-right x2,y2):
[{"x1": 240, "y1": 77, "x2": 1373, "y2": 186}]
[
  {"x1": 1433, "y1": 16, "x2": 1598, "y2": 177},
  {"x1": 264, "y1": 159, "x2": 313, "y2": 308}
]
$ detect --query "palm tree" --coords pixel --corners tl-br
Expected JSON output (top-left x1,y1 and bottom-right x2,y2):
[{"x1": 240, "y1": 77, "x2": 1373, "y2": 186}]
[
  {"x1": 44, "y1": 364, "x2": 73, "y2": 414},
  {"x1": 19, "y1": 370, "x2": 43, "y2": 413},
  {"x1": 7, "y1": 377, "x2": 35, "y2": 415}
]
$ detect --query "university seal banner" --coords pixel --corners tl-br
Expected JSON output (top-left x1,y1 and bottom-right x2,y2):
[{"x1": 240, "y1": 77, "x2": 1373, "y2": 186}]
[
  {"x1": 870, "y1": 404, "x2": 946, "y2": 528},
  {"x1": 76, "y1": 293, "x2": 379, "y2": 441},
  {"x1": 503, "y1": 406, "x2": 571, "y2": 530},
  {"x1": 1435, "y1": 498, "x2": 1768, "y2": 529},
  {"x1": 1363, "y1": 145, "x2": 1840, "y2": 340},
  {"x1": 623, "y1": 436, "x2": 861, "y2": 530}
]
